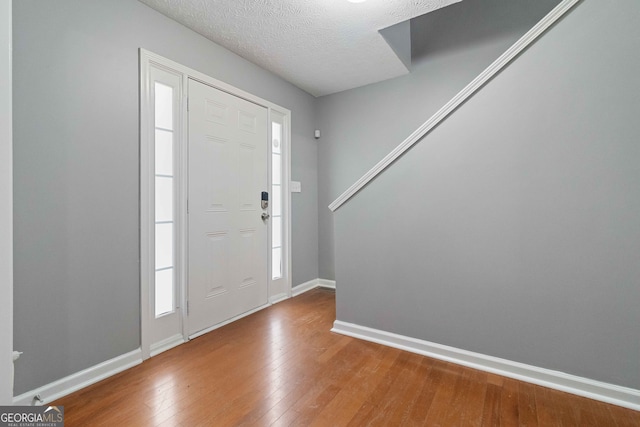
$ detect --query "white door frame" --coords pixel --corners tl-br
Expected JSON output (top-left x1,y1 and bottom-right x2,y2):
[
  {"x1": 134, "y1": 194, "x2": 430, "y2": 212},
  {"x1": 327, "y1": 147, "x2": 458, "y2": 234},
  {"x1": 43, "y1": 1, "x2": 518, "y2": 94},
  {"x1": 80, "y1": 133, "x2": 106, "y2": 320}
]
[
  {"x1": 139, "y1": 49, "x2": 292, "y2": 360},
  {"x1": 268, "y1": 110, "x2": 292, "y2": 304}
]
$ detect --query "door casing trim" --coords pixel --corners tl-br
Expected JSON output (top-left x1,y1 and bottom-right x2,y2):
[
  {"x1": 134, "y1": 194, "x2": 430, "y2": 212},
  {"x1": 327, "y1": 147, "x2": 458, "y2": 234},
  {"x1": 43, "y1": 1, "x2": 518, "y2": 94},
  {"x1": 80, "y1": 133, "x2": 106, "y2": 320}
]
[{"x1": 140, "y1": 49, "x2": 292, "y2": 360}]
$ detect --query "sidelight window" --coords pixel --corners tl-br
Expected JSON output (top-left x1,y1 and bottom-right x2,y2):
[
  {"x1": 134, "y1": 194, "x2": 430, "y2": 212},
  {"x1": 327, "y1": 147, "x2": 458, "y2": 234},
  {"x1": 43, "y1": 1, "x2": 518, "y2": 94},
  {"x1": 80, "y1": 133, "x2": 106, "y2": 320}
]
[
  {"x1": 271, "y1": 121, "x2": 283, "y2": 280},
  {"x1": 154, "y1": 82, "x2": 175, "y2": 317}
]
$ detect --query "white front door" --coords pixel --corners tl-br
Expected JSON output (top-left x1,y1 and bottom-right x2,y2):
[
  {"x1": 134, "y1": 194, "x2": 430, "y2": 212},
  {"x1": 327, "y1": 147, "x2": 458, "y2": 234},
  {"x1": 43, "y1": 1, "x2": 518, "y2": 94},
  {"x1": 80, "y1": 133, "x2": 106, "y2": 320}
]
[{"x1": 187, "y1": 79, "x2": 269, "y2": 337}]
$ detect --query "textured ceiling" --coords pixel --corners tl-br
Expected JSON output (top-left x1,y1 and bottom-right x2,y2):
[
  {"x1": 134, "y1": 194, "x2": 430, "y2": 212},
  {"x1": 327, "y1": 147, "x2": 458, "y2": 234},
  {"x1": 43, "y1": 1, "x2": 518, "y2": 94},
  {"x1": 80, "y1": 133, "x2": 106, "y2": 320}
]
[{"x1": 139, "y1": 0, "x2": 461, "y2": 97}]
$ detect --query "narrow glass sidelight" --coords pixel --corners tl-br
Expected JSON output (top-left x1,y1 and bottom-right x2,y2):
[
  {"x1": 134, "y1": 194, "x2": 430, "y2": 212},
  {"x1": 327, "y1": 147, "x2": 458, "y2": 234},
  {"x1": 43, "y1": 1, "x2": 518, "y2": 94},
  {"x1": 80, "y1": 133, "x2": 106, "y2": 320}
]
[
  {"x1": 271, "y1": 121, "x2": 283, "y2": 280},
  {"x1": 154, "y1": 82, "x2": 175, "y2": 317}
]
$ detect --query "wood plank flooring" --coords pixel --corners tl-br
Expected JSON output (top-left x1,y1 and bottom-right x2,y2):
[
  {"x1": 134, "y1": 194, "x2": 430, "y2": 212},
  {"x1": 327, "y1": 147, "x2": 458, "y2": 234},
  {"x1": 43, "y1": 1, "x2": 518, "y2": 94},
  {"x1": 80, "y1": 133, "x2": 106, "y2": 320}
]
[{"x1": 53, "y1": 289, "x2": 639, "y2": 426}]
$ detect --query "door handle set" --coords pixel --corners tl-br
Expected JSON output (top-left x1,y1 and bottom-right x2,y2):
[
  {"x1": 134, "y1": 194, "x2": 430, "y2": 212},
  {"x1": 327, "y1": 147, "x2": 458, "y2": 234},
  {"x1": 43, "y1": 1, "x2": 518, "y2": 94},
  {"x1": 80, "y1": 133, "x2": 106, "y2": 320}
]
[{"x1": 261, "y1": 191, "x2": 269, "y2": 221}]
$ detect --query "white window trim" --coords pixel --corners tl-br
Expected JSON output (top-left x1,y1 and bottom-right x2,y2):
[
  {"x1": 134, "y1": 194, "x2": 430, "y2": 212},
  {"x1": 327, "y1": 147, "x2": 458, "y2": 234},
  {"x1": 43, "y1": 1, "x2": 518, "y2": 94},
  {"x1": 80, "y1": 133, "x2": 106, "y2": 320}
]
[
  {"x1": 140, "y1": 49, "x2": 292, "y2": 360},
  {"x1": 268, "y1": 111, "x2": 292, "y2": 303}
]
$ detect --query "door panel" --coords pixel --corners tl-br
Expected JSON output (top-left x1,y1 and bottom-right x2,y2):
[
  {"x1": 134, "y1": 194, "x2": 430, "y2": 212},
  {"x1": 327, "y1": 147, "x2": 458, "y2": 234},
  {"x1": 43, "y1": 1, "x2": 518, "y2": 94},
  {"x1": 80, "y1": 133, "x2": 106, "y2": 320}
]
[{"x1": 188, "y1": 79, "x2": 268, "y2": 336}]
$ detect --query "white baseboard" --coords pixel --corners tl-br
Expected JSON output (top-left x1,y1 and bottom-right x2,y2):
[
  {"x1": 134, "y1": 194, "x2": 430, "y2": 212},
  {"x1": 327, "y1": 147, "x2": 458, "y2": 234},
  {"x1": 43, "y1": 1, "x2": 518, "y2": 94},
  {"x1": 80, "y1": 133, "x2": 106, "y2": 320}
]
[
  {"x1": 293, "y1": 278, "x2": 336, "y2": 297},
  {"x1": 331, "y1": 320, "x2": 640, "y2": 411},
  {"x1": 12, "y1": 284, "x2": 337, "y2": 406},
  {"x1": 13, "y1": 349, "x2": 143, "y2": 406},
  {"x1": 150, "y1": 334, "x2": 185, "y2": 358},
  {"x1": 292, "y1": 279, "x2": 319, "y2": 296},
  {"x1": 318, "y1": 279, "x2": 336, "y2": 290},
  {"x1": 269, "y1": 292, "x2": 289, "y2": 305}
]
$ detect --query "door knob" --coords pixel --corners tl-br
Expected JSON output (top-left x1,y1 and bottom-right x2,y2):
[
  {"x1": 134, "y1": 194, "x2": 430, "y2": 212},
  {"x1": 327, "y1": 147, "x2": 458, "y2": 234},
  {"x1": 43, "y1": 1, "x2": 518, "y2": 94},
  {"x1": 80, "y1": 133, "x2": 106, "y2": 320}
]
[{"x1": 261, "y1": 212, "x2": 270, "y2": 221}]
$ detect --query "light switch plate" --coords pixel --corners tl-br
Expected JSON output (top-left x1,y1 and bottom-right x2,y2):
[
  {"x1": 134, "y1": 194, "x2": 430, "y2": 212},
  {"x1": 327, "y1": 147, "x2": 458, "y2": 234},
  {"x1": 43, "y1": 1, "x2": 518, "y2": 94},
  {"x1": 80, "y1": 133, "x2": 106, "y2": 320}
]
[{"x1": 291, "y1": 181, "x2": 302, "y2": 193}]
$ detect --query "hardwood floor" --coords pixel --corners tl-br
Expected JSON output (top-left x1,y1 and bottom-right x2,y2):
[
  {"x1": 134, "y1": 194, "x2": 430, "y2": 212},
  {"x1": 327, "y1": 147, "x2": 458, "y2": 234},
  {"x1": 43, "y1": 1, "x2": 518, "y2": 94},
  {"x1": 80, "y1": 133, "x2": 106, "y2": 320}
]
[{"x1": 54, "y1": 289, "x2": 639, "y2": 426}]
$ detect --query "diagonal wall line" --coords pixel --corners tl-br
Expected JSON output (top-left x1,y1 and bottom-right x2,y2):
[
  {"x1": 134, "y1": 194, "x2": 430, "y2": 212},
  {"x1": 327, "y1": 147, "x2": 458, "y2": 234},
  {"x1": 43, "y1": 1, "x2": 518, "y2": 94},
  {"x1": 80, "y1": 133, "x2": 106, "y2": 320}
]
[{"x1": 329, "y1": 0, "x2": 581, "y2": 212}]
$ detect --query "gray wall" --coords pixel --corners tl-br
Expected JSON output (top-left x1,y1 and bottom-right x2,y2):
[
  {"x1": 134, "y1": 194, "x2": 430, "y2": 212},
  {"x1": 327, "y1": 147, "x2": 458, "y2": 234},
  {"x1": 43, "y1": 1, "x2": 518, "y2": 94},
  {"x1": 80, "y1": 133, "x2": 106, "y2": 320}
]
[
  {"x1": 317, "y1": 0, "x2": 562, "y2": 280},
  {"x1": 1, "y1": 0, "x2": 13, "y2": 405},
  {"x1": 13, "y1": 0, "x2": 318, "y2": 395},
  {"x1": 334, "y1": 0, "x2": 640, "y2": 389}
]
